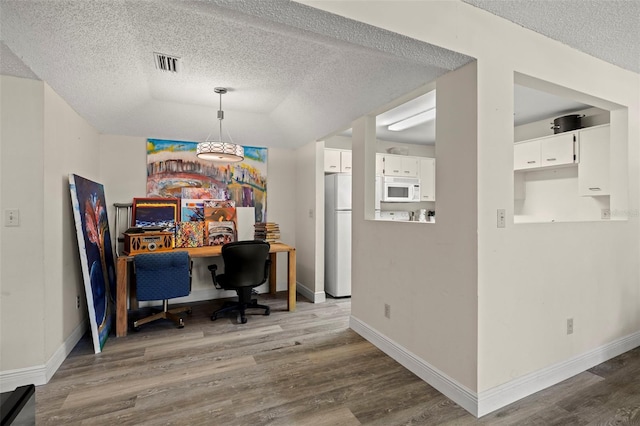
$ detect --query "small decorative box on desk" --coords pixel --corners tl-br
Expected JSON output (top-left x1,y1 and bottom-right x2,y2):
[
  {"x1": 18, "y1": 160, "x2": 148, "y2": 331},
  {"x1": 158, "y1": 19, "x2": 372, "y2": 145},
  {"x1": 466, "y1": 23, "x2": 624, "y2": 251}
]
[{"x1": 123, "y1": 231, "x2": 174, "y2": 255}]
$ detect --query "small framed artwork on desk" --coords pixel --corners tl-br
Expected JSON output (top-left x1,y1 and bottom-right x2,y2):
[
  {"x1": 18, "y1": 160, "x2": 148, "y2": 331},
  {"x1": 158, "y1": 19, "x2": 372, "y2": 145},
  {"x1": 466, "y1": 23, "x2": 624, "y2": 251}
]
[{"x1": 132, "y1": 197, "x2": 179, "y2": 230}]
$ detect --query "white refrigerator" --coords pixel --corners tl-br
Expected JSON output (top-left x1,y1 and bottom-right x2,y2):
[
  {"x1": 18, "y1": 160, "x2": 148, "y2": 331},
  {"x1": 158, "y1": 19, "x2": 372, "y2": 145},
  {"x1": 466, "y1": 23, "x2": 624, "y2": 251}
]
[{"x1": 325, "y1": 174, "x2": 352, "y2": 297}]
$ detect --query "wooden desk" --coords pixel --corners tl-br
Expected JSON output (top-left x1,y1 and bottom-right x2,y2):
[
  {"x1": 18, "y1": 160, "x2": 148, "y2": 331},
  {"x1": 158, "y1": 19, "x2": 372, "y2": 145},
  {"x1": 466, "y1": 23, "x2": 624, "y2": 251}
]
[{"x1": 115, "y1": 242, "x2": 296, "y2": 337}]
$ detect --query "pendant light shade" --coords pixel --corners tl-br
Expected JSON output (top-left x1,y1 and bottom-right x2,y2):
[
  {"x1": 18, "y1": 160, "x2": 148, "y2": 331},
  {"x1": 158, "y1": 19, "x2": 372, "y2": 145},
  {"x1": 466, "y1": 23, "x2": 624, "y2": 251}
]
[
  {"x1": 196, "y1": 141, "x2": 244, "y2": 162},
  {"x1": 196, "y1": 87, "x2": 244, "y2": 163}
]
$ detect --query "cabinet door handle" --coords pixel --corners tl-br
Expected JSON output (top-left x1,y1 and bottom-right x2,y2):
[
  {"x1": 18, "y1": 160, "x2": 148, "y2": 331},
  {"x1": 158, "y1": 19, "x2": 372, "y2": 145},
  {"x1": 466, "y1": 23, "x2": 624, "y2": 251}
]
[
  {"x1": 393, "y1": 169, "x2": 400, "y2": 173},
  {"x1": 527, "y1": 161, "x2": 536, "y2": 164},
  {"x1": 546, "y1": 158, "x2": 556, "y2": 161},
  {"x1": 344, "y1": 166, "x2": 351, "y2": 170},
  {"x1": 404, "y1": 171, "x2": 410, "y2": 174},
  {"x1": 589, "y1": 187, "x2": 601, "y2": 191}
]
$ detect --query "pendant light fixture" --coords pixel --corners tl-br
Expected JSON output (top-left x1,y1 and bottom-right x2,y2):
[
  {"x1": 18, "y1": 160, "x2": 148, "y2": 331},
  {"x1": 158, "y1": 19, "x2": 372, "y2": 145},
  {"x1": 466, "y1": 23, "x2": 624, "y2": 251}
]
[{"x1": 196, "y1": 87, "x2": 244, "y2": 162}]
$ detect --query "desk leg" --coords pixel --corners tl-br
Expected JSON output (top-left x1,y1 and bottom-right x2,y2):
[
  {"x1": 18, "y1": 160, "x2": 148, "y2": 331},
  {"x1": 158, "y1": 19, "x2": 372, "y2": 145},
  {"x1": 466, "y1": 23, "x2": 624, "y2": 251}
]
[
  {"x1": 116, "y1": 257, "x2": 128, "y2": 337},
  {"x1": 288, "y1": 249, "x2": 296, "y2": 311},
  {"x1": 269, "y1": 253, "x2": 277, "y2": 295}
]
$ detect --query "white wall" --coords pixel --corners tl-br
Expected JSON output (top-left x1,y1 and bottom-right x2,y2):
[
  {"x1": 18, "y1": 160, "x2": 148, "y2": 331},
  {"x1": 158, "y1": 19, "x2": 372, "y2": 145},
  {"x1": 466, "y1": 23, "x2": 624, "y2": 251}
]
[
  {"x1": 1, "y1": 76, "x2": 46, "y2": 374},
  {"x1": 376, "y1": 139, "x2": 434, "y2": 158},
  {"x1": 1, "y1": 76, "x2": 98, "y2": 389},
  {"x1": 515, "y1": 107, "x2": 609, "y2": 142},
  {"x1": 99, "y1": 135, "x2": 298, "y2": 299},
  {"x1": 325, "y1": 133, "x2": 436, "y2": 157},
  {"x1": 350, "y1": 58, "x2": 479, "y2": 392},
  {"x1": 324, "y1": 135, "x2": 351, "y2": 150},
  {"x1": 43, "y1": 83, "x2": 100, "y2": 360},
  {"x1": 0, "y1": 81, "x2": 299, "y2": 389},
  {"x1": 301, "y1": 0, "x2": 640, "y2": 416},
  {"x1": 264, "y1": 146, "x2": 297, "y2": 291},
  {"x1": 294, "y1": 140, "x2": 325, "y2": 302}
]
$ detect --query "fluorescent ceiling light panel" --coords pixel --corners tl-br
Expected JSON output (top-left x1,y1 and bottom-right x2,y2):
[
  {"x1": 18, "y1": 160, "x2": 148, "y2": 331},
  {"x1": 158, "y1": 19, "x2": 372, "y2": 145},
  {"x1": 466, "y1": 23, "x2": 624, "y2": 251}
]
[
  {"x1": 377, "y1": 90, "x2": 436, "y2": 126},
  {"x1": 388, "y1": 108, "x2": 436, "y2": 131}
]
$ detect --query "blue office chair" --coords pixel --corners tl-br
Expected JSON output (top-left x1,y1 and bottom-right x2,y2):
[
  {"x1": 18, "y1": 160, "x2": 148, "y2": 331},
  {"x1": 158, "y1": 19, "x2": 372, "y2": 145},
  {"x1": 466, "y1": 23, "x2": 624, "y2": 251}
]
[
  {"x1": 208, "y1": 240, "x2": 271, "y2": 324},
  {"x1": 133, "y1": 251, "x2": 192, "y2": 330}
]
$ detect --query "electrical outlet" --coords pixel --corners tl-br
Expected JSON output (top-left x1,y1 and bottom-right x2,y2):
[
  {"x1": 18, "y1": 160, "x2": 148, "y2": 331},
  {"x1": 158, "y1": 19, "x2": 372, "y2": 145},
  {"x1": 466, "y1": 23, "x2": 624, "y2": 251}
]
[
  {"x1": 497, "y1": 209, "x2": 506, "y2": 228},
  {"x1": 567, "y1": 318, "x2": 574, "y2": 335},
  {"x1": 601, "y1": 209, "x2": 611, "y2": 220},
  {"x1": 76, "y1": 295, "x2": 81, "y2": 310},
  {"x1": 384, "y1": 304, "x2": 391, "y2": 319}
]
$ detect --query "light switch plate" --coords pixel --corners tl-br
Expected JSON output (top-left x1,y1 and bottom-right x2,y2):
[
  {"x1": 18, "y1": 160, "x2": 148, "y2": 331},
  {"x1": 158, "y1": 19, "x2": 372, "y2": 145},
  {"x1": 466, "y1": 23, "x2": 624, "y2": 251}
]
[
  {"x1": 5, "y1": 209, "x2": 20, "y2": 227},
  {"x1": 497, "y1": 209, "x2": 506, "y2": 228}
]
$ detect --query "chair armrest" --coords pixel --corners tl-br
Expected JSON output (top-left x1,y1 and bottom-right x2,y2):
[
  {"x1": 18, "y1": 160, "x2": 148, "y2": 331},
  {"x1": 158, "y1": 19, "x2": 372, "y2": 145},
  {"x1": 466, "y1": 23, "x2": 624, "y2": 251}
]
[
  {"x1": 207, "y1": 264, "x2": 223, "y2": 289},
  {"x1": 264, "y1": 259, "x2": 271, "y2": 283}
]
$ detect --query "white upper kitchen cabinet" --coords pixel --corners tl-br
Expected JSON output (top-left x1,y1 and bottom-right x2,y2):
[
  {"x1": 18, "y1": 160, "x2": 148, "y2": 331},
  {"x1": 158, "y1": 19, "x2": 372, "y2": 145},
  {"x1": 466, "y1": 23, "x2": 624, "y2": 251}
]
[
  {"x1": 383, "y1": 154, "x2": 418, "y2": 177},
  {"x1": 514, "y1": 131, "x2": 577, "y2": 171},
  {"x1": 376, "y1": 153, "x2": 384, "y2": 176},
  {"x1": 514, "y1": 139, "x2": 541, "y2": 170},
  {"x1": 578, "y1": 125, "x2": 610, "y2": 196},
  {"x1": 340, "y1": 150, "x2": 352, "y2": 173},
  {"x1": 540, "y1": 132, "x2": 577, "y2": 167},
  {"x1": 324, "y1": 149, "x2": 341, "y2": 173},
  {"x1": 419, "y1": 157, "x2": 436, "y2": 201},
  {"x1": 324, "y1": 149, "x2": 352, "y2": 173}
]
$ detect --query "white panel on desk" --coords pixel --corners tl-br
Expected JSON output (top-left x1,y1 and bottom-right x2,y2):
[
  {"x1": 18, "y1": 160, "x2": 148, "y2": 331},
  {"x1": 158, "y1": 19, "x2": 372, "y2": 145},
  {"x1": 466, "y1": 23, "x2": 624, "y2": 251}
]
[{"x1": 236, "y1": 207, "x2": 256, "y2": 241}]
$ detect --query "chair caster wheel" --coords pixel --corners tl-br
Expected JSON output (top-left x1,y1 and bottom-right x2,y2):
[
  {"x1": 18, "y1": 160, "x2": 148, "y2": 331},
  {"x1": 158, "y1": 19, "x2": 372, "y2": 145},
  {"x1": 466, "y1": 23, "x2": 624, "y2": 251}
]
[
  {"x1": 187, "y1": 309, "x2": 193, "y2": 315},
  {"x1": 133, "y1": 326, "x2": 141, "y2": 332},
  {"x1": 240, "y1": 317, "x2": 248, "y2": 324},
  {"x1": 265, "y1": 308, "x2": 270, "y2": 316},
  {"x1": 211, "y1": 315, "x2": 218, "y2": 321},
  {"x1": 177, "y1": 319, "x2": 184, "y2": 328}
]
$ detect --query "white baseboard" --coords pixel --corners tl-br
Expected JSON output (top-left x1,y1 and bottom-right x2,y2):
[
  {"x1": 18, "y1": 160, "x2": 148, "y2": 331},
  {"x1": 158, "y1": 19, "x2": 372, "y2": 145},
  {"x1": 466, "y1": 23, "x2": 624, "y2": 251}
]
[
  {"x1": 477, "y1": 330, "x2": 640, "y2": 417},
  {"x1": 138, "y1": 287, "x2": 240, "y2": 308},
  {"x1": 0, "y1": 320, "x2": 88, "y2": 393},
  {"x1": 141, "y1": 283, "x2": 310, "y2": 307},
  {"x1": 296, "y1": 282, "x2": 326, "y2": 303},
  {"x1": 350, "y1": 315, "x2": 640, "y2": 418},
  {"x1": 349, "y1": 315, "x2": 478, "y2": 416}
]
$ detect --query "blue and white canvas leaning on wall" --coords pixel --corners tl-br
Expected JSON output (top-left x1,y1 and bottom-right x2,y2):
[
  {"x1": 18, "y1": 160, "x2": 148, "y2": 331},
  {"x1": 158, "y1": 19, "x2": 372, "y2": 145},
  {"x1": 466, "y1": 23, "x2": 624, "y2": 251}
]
[{"x1": 69, "y1": 174, "x2": 115, "y2": 353}]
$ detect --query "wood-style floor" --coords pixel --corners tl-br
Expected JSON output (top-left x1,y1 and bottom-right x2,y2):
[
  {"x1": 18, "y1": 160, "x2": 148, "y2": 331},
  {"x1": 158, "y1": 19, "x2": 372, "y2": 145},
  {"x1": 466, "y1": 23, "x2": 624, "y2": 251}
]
[{"x1": 36, "y1": 293, "x2": 640, "y2": 425}]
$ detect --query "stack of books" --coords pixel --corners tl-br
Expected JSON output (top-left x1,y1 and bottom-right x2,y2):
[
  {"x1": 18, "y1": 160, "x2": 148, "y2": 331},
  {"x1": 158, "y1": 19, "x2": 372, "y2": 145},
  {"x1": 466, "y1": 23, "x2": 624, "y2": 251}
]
[{"x1": 254, "y1": 222, "x2": 281, "y2": 243}]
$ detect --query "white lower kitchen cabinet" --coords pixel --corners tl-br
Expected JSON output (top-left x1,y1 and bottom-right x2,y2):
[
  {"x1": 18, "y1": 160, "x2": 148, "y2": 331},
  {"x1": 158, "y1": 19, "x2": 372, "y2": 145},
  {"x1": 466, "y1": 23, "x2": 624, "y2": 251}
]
[{"x1": 578, "y1": 125, "x2": 610, "y2": 196}]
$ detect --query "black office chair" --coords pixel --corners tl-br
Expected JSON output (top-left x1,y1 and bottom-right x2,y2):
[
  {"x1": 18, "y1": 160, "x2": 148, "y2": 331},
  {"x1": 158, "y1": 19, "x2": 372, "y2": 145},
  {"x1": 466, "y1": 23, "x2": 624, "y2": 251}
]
[
  {"x1": 133, "y1": 251, "x2": 192, "y2": 330},
  {"x1": 208, "y1": 240, "x2": 271, "y2": 324}
]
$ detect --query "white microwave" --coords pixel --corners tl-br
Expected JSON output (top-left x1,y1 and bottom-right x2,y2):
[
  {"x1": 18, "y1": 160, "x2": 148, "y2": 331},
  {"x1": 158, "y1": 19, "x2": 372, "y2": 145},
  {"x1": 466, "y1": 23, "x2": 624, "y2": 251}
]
[{"x1": 382, "y1": 176, "x2": 421, "y2": 202}]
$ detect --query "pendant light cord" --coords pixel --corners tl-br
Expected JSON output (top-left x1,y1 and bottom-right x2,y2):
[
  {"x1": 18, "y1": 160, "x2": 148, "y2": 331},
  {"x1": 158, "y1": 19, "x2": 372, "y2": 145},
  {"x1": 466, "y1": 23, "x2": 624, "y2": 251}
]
[
  {"x1": 218, "y1": 89, "x2": 223, "y2": 142},
  {"x1": 203, "y1": 87, "x2": 235, "y2": 145}
]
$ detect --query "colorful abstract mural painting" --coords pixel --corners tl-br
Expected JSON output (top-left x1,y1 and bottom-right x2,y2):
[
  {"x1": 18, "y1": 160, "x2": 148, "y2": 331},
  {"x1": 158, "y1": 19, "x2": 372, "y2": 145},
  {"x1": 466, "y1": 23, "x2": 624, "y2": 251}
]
[
  {"x1": 69, "y1": 174, "x2": 116, "y2": 354},
  {"x1": 146, "y1": 139, "x2": 267, "y2": 222}
]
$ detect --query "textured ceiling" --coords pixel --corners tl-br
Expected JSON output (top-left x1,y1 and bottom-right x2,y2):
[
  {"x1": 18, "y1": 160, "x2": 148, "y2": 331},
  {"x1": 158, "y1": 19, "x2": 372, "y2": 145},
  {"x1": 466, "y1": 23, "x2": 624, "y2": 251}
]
[
  {"x1": 463, "y1": 0, "x2": 640, "y2": 74},
  {"x1": 0, "y1": 0, "x2": 637, "y2": 149},
  {"x1": 0, "y1": 0, "x2": 470, "y2": 149}
]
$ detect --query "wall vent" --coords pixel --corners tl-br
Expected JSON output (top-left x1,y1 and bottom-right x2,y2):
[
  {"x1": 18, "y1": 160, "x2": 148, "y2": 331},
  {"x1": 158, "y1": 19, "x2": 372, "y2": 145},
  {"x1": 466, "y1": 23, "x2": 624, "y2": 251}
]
[{"x1": 154, "y1": 52, "x2": 180, "y2": 73}]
